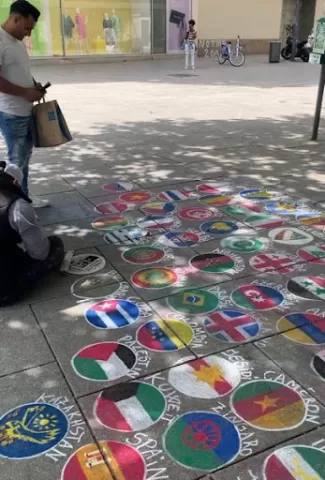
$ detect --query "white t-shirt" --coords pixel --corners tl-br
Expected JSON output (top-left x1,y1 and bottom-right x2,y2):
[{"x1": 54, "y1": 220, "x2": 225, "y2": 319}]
[{"x1": 0, "y1": 28, "x2": 34, "y2": 117}]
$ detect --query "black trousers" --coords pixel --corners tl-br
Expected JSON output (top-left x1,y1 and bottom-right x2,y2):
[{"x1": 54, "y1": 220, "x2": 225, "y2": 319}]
[{"x1": 0, "y1": 236, "x2": 65, "y2": 306}]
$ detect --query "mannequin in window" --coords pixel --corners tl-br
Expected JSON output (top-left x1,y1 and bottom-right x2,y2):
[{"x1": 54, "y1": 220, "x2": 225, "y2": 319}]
[
  {"x1": 103, "y1": 12, "x2": 115, "y2": 49},
  {"x1": 75, "y1": 7, "x2": 89, "y2": 54},
  {"x1": 111, "y1": 8, "x2": 121, "y2": 51}
]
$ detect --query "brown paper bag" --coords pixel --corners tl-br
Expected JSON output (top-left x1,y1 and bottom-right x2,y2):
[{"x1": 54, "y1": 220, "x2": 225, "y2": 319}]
[{"x1": 31, "y1": 99, "x2": 72, "y2": 148}]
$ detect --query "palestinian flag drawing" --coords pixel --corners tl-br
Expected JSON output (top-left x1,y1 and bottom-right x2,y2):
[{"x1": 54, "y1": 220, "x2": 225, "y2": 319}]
[
  {"x1": 141, "y1": 201, "x2": 177, "y2": 216},
  {"x1": 72, "y1": 342, "x2": 136, "y2": 381},
  {"x1": 102, "y1": 181, "x2": 136, "y2": 193},
  {"x1": 204, "y1": 310, "x2": 260, "y2": 343},
  {"x1": 137, "y1": 319, "x2": 193, "y2": 351},
  {"x1": 268, "y1": 227, "x2": 313, "y2": 246},
  {"x1": 131, "y1": 267, "x2": 178, "y2": 289},
  {"x1": 61, "y1": 441, "x2": 146, "y2": 480},
  {"x1": 190, "y1": 253, "x2": 235, "y2": 274},
  {"x1": 240, "y1": 189, "x2": 273, "y2": 200},
  {"x1": 297, "y1": 244, "x2": 325, "y2": 264},
  {"x1": 231, "y1": 380, "x2": 306, "y2": 430},
  {"x1": 167, "y1": 288, "x2": 219, "y2": 315},
  {"x1": 290, "y1": 276, "x2": 325, "y2": 301},
  {"x1": 231, "y1": 284, "x2": 284, "y2": 311},
  {"x1": 200, "y1": 194, "x2": 234, "y2": 206},
  {"x1": 119, "y1": 191, "x2": 152, "y2": 203},
  {"x1": 244, "y1": 213, "x2": 284, "y2": 230},
  {"x1": 249, "y1": 253, "x2": 295, "y2": 274},
  {"x1": 221, "y1": 236, "x2": 266, "y2": 253},
  {"x1": 91, "y1": 215, "x2": 129, "y2": 231},
  {"x1": 85, "y1": 299, "x2": 140, "y2": 329},
  {"x1": 95, "y1": 201, "x2": 128, "y2": 215},
  {"x1": 122, "y1": 246, "x2": 165, "y2": 265},
  {"x1": 200, "y1": 220, "x2": 239, "y2": 237},
  {"x1": 279, "y1": 313, "x2": 325, "y2": 345},
  {"x1": 263, "y1": 445, "x2": 325, "y2": 480},
  {"x1": 168, "y1": 356, "x2": 241, "y2": 399},
  {"x1": 158, "y1": 190, "x2": 192, "y2": 201},
  {"x1": 312, "y1": 350, "x2": 325, "y2": 380},
  {"x1": 163, "y1": 411, "x2": 240, "y2": 471},
  {"x1": 95, "y1": 382, "x2": 165, "y2": 432}
]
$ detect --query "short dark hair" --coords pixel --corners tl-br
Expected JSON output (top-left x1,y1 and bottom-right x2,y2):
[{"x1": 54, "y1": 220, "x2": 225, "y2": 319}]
[
  {"x1": 189, "y1": 19, "x2": 196, "y2": 26},
  {"x1": 10, "y1": 1, "x2": 40, "y2": 22}
]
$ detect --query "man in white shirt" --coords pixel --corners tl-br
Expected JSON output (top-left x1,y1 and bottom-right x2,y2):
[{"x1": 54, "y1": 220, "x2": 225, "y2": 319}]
[
  {"x1": 0, "y1": 161, "x2": 64, "y2": 306},
  {"x1": 0, "y1": 0, "x2": 49, "y2": 207}
]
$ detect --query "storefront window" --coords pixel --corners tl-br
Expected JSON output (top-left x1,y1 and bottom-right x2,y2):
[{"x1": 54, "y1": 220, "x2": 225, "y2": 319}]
[
  {"x1": 0, "y1": 0, "x2": 61, "y2": 56},
  {"x1": 60, "y1": 0, "x2": 151, "y2": 55}
]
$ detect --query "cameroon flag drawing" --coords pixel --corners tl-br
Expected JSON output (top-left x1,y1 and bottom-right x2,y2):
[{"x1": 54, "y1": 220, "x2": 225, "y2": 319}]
[
  {"x1": 231, "y1": 380, "x2": 306, "y2": 430},
  {"x1": 163, "y1": 411, "x2": 240, "y2": 471},
  {"x1": 61, "y1": 440, "x2": 146, "y2": 480},
  {"x1": 263, "y1": 445, "x2": 325, "y2": 479}
]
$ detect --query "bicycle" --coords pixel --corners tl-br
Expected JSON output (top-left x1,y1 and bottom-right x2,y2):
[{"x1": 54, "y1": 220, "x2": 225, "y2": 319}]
[{"x1": 218, "y1": 35, "x2": 245, "y2": 67}]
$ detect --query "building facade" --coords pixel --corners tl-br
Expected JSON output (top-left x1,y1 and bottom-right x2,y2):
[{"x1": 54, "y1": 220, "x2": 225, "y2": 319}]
[{"x1": 1, "y1": 0, "x2": 323, "y2": 58}]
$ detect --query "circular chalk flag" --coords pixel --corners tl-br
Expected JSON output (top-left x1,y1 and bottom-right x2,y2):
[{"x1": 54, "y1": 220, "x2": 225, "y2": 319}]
[
  {"x1": 102, "y1": 181, "x2": 136, "y2": 193},
  {"x1": 61, "y1": 441, "x2": 146, "y2": 480},
  {"x1": 200, "y1": 220, "x2": 238, "y2": 237},
  {"x1": 91, "y1": 215, "x2": 129, "y2": 231},
  {"x1": 95, "y1": 382, "x2": 166, "y2": 432},
  {"x1": 132, "y1": 267, "x2": 178, "y2": 290},
  {"x1": 297, "y1": 244, "x2": 325, "y2": 264},
  {"x1": 190, "y1": 253, "x2": 235, "y2": 274},
  {"x1": 0, "y1": 403, "x2": 68, "y2": 459},
  {"x1": 312, "y1": 350, "x2": 325, "y2": 381},
  {"x1": 231, "y1": 285, "x2": 284, "y2": 311},
  {"x1": 240, "y1": 189, "x2": 273, "y2": 200},
  {"x1": 158, "y1": 190, "x2": 192, "y2": 201},
  {"x1": 288, "y1": 276, "x2": 325, "y2": 301},
  {"x1": 163, "y1": 411, "x2": 240, "y2": 471},
  {"x1": 200, "y1": 194, "x2": 235, "y2": 207},
  {"x1": 249, "y1": 253, "x2": 295, "y2": 274},
  {"x1": 178, "y1": 206, "x2": 216, "y2": 221},
  {"x1": 72, "y1": 342, "x2": 137, "y2": 382},
  {"x1": 122, "y1": 246, "x2": 165, "y2": 265},
  {"x1": 141, "y1": 201, "x2": 177, "y2": 216},
  {"x1": 196, "y1": 182, "x2": 234, "y2": 194},
  {"x1": 263, "y1": 445, "x2": 325, "y2": 480},
  {"x1": 66, "y1": 254, "x2": 106, "y2": 275},
  {"x1": 204, "y1": 310, "x2": 260, "y2": 343},
  {"x1": 278, "y1": 312, "x2": 325, "y2": 345},
  {"x1": 137, "y1": 319, "x2": 193, "y2": 351},
  {"x1": 167, "y1": 288, "x2": 219, "y2": 315},
  {"x1": 119, "y1": 191, "x2": 152, "y2": 203},
  {"x1": 268, "y1": 227, "x2": 313, "y2": 246},
  {"x1": 95, "y1": 201, "x2": 128, "y2": 215},
  {"x1": 221, "y1": 236, "x2": 265, "y2": 253},
  {"x1": 168, "y1": 356, "x2": 241, "y2": 399},
  {"x1": 231, "y1": 380, "x2": 306, "y2": 431},
  {"x1": 85, "y1": 299, "x2": 140, "y2": 329},
  {"x1": 244, "y1": 214, "x2": 284, "y2": 230},
  {"x1": 158, "y1": 231, "x2": 200, "y2": 248}
]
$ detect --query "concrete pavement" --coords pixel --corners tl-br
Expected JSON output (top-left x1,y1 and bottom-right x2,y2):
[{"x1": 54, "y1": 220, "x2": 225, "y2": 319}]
[{"x1": 1, "y1": 57, "x2": 325, "y2": 480}]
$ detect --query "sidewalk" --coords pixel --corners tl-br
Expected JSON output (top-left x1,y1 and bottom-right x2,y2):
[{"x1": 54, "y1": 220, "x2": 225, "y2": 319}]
[{"x1": 1, "y1": 57, "x2": 325, "y2": 480}]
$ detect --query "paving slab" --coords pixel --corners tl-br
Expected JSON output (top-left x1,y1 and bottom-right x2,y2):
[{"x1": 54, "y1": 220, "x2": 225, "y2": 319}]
[
  {"x1": 0, "y1": 304, "x2": 53, "y2": 377},
  {"x1": 35, "y1": 191, "x2": 97, "y2": 226},
  {"x1": 29, "y1": 173, "x2": 73, "y2": 195},
  {"x1": 255, "y1": 322, "x2": 325, "y2": 406},
  {"x1": 79, "y1": 344, "x2": 325, "y2": 479},
  {"x1": 205, "y1": 426, "x2": 325, "y2": 480},
  {"x1": 31, "y1": 283, "x2": 195, "y2": 398},
  {"x1": 0, "y1": 363, "x2": 96, "y2": 480},
  {"x1": 25, "y1": 247, "x2": 122, "y2": 304},
  {"x1": 280, "y1": 262, "x2": 325, "y2": 303},
  {"x1": 45, "y1": 218, "x2": 108, "y2": 250},
  {"x1": 149, "y1": 272, "x2": 325, "y2": 358},
  {"x1": 99, "y1": 241, "x2": 232, "y2": 302}
]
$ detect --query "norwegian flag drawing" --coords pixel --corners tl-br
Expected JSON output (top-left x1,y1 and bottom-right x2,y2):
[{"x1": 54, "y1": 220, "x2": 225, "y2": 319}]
[{"x1": 204, "y1": 310, "x2": 260, "y2": 342}]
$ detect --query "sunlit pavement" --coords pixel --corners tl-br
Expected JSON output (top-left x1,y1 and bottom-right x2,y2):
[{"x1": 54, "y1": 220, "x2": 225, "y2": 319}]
[{"x1": 1, "y1": 57, "x2": 325, "y2": 479}]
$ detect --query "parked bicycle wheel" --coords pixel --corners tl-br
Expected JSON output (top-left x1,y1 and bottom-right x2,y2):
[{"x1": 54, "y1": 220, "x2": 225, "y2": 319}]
[
  {"x1": 218, "y1": 53, "x2": 227, "y2": 64},
  {"x1": 229, "y1": 51, "x2": 245, "y2": 67}
]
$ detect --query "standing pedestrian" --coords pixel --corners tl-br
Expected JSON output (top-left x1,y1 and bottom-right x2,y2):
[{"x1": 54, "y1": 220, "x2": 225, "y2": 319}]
[
  {"x1": 0, "y1": 0, "x2": 49, "y2": 207},
  {"x1": 184, "y1": 19, "x2": 197, "y2": 70}
]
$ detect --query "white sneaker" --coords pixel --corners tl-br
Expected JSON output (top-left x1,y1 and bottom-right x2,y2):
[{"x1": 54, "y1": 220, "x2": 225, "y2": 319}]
[{"x1": 30, "y1": 195, "x2": 50, "y2": 208}]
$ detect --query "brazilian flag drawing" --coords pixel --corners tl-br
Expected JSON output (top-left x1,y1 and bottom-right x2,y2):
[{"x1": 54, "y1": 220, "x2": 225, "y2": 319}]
[{"x1": 163, "y1": 411, "x2": 240, "y2": 471}]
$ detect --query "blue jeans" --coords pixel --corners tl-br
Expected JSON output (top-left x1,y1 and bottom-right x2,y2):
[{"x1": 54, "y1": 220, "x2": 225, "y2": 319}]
[{"x1": 0, "y1": 112, "x2": 33, "y2": 195}]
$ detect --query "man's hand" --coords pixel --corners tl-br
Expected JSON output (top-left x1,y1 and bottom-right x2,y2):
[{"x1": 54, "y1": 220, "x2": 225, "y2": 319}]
[{"x1": 23, "y1": 87, "x2": 44, "y2": 103}]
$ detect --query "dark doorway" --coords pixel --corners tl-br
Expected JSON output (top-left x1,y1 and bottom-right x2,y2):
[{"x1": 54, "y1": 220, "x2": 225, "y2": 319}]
[{"x1": 152, "y1": 0, "x2": 167, "y2": 53}]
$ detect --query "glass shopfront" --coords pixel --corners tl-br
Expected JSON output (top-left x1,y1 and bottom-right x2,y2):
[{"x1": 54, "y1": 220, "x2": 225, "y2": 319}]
[{"x1": 0, "y1": 0, "x2": 191, "y2": 57}]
